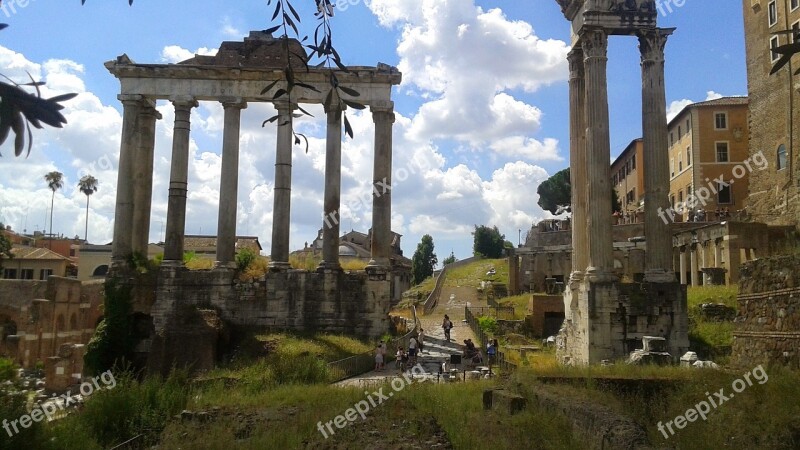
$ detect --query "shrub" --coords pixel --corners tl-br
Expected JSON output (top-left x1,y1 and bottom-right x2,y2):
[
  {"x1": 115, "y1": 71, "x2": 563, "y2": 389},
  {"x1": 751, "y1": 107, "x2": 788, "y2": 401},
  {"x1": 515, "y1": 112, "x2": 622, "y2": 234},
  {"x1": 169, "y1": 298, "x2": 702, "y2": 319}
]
[
  {"x1": 84, "y1": 279, "x2": 134, "y2": 376},
  {"x1": 235, "y1": 248, "x2": 258, "y2": 272},
  {"x1": 0, "y1": 357, "x2": 16, "y2": 382},
  {"x1": 477, "y1": 316, "x2": 499, "y2": 335}
]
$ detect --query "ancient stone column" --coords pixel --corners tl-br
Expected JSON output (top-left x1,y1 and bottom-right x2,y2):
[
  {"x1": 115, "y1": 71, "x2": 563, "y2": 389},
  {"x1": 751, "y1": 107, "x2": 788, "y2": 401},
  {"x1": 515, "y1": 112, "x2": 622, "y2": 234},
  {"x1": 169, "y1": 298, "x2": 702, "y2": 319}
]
[
  {"x1": 318, "y1": 104, "x2": 343, "y2": 271},
  {"x1": 568, "y1": 47, "x2": 588, "y2": 282},
  {"x1": 163, "y1": 97, "x2": 198, "y2": 264},
  {"x1": 111, "y1": 94, "x2": 143, "y2": 266},
  {"x1": 639, "y1": 28, "x2": 675, "y2": 283},
  {"x1": 714, "y1": 239, "x2": 722, "y2": 267},
  {"x1": 132, "y1": 102, "x2": 161, "y2": 257},
  {"x1": 679, "y1": 247, "x2": 687, "y2": 285},
  {"x1": 582, "y1": 28, "x2": 616, "y2": 282},
  {"x1": 690, "y1": 245, "x2": 699, "y2": 286},
  {"x1": 216, "y1": 99, "x2": 247, "y2": 269},
  {"x1": 367, "y1": 101, "x2": 395, "y2": 271},
  {"x1": 269, "y1": 100, "x2": 295, "y2": 271}
]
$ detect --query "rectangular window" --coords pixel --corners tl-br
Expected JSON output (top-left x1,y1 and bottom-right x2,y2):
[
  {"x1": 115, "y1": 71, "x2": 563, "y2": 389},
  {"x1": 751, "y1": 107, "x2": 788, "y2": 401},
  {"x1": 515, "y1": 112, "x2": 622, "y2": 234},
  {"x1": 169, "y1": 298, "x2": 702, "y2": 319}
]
[
  {"x1": 716, "y1": 142, "x2": 730, "y2": 162},
  {"x1": 771, "y1": 35, "x2": 781, "y2": 63},
  {"x1": 678, "y1": 125, "x2": 682, "y2": 137},
  {"x1": 715, "y1": 112, "x2": 728, "y2": 130},
  {"x1": 778, "y1": 144, "x2": 788, "y2": 170},
  {"x1": 678, "y1": 190, "x2": 684, "y2": 203},
  {"x1": 2, "y1": 269, "x2": 16, "y2": 279},
  {"x1": 39, "y1": 269, "x2": 53, "y2": 280},
  {"x1": 769, "y1": 0, "x2": 778, "y2": 27},
  {"x1": 679, "y1": 154, "x2": 683, "y2": 172},
  {"x1": 685, "y1": 119, "x2": 690, "y2": 133},
  {"x1": 687, "y1": 147, "x2": 692, "y2": 166},
  {"x1": 687, "y1": 184, "x2": 693, "y2": 198},
  {"x1": 20, "y1": 269, "x2": 33, "y2": 280},
  {"x1": 671, "y1": 158, "x2": 675, "y2": 177},
  {"x1": 631, "y1": 154, "x2": 636, "y2": 170},
  {"x1": 670, "y1": 132, "x2": 674, "y2": 147},
  {"x1": 793, "y1": 20, "x2": 800, "y2": 43},
  {"x1": 718, "y1": 181, "x2": 732, "y2": 204},
  {"x1": 793, "y1": 0, "x2": 800, "y2": 11}
]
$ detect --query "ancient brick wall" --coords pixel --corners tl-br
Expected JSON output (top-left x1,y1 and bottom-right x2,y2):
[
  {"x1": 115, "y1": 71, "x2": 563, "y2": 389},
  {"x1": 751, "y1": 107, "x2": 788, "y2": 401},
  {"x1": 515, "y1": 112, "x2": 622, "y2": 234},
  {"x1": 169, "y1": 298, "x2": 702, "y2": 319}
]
[{"x1": 733, "y1": 256, "x2": 800, "y2": 368}]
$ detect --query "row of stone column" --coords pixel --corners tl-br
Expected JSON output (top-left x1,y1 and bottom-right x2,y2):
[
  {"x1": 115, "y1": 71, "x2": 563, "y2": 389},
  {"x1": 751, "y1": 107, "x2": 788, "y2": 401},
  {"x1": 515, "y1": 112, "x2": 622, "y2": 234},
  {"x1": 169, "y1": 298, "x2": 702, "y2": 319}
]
[
  {"x1": 568, "y1": 27, "x2": 674, "y2": 284},
  {"x1": 111, "y1": 96, "x2": 396, "y2": 273}
]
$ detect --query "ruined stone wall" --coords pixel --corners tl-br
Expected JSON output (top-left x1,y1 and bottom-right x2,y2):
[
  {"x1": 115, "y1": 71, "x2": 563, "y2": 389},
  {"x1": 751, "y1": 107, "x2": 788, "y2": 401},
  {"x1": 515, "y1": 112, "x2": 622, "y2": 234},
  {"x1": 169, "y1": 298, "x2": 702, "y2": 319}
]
[
  {"x1": 147, "y1": 267, "x2": 391, "y2": 374},
  {"x1": 732, "y1": 256, "x2": 800, "y2": 368}
]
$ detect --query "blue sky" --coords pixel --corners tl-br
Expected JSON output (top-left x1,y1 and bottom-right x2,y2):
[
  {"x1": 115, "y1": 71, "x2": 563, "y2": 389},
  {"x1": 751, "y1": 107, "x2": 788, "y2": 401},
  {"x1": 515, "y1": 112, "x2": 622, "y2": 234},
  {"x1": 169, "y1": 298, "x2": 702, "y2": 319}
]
[{"x1": 0, "y1": 0, "x2": 746, "y2": 262}]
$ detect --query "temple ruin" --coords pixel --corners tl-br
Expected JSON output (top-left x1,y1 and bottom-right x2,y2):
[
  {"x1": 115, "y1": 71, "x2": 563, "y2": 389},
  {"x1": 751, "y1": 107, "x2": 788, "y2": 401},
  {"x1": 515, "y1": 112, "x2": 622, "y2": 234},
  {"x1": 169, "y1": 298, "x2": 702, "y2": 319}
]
[
  {"x1": 554, "y1": 0, "x2": 689, "y2": 364},
  {"x1": 105, "y1": 32, "x2": 402, "y2": 373}
]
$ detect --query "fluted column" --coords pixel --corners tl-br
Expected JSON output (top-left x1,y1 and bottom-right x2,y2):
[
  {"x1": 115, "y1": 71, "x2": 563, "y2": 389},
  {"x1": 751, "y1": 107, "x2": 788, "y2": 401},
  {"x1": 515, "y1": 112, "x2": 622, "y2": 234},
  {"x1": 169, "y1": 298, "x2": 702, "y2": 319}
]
[
  {"x1": 640, "y1": 28, "x2": 675, "y2": 283},
  {"x1": 270, "y1": 100, "x2": 296, "y2": 270},
  {"x1": 132, "y1": 102, "x2": 161, "y2": 257},
  {"x1": 582, "y1": 28, "x2": 616, "y2": 282},
  {"x1": 690, "y1": 245, "x2": 699, "y2": 286},
  {"x1": 215, "y1": 99, "x2": 247, "y2": 269},
  {"x1": 318, "y1": 103, "x2": 343, "y2": 271},
  {"x1": 367, "y1": 101, "x2": 395, "y2": 271},
  {"x1": 163, "y1": 97, "x2": 198, "y2": 264},
  {"x1": 111, "y1": 94, "x2": 143, "y2": 266},
  {"x1": 568, "y1": 47, "x2": 588, "y2": 282}
]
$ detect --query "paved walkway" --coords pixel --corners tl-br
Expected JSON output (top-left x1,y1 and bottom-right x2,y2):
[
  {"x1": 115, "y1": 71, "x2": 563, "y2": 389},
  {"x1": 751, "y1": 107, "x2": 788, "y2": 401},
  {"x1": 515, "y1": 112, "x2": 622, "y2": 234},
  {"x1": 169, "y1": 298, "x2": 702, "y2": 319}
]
[{"x1": 336, "y1": 281, "x2": 486, "y2": 388}]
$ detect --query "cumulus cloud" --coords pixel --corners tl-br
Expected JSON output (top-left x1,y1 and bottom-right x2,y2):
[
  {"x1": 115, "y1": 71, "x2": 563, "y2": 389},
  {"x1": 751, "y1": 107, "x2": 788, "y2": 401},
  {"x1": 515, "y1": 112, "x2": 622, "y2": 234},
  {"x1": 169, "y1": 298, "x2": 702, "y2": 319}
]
[
  {"x1": 160, "y1": 46, "x2": 218, "y2": 64},
  {"x1": 667, "y1": 90, "x2": 727, "y2": 122}
]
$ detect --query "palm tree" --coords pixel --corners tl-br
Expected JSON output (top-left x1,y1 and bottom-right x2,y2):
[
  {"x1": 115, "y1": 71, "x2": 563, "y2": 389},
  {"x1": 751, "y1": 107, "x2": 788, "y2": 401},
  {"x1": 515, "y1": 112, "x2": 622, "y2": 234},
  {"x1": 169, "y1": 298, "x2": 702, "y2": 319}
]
[
  {"x1": 77, "y1": 175, "x2": 98, "y2": 242},
  {"x1": 44, "y1": 171, "x2": 63, "y2": 240}
]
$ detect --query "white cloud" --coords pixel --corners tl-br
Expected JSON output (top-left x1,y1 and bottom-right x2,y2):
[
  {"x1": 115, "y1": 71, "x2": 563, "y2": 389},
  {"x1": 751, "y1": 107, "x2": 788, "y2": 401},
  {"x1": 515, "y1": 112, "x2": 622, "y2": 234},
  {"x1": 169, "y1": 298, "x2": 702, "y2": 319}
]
[
  {"x1": 160, "y1": 45, "x2": 218, "y2": 64},
  {"x1": 667, "y1": 90, "x2": 727, "y2": 122}
]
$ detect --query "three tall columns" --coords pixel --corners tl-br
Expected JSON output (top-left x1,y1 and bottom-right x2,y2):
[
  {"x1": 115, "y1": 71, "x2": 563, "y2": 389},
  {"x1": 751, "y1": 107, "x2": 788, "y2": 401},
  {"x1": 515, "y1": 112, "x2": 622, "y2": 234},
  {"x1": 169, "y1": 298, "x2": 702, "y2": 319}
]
[{"x1": 569, "y1": 27, "x2": 673, "y2": 283}]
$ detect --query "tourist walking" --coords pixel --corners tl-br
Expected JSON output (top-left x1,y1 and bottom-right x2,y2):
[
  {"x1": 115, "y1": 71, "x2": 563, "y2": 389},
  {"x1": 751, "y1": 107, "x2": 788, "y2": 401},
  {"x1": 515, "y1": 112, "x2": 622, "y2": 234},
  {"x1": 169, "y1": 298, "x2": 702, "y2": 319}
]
[
  {"x1": 442, "y1": 315, "x2": 453, "y2": 342},
  {"x1": 408, "y1": 335, "x2": 419, "y2": 366},
  {"x1": 418, "y1": 328, "x2": 425, "y2": 353},
  {"x1": 487, "y1": 339, "x2": 498, "y2": 374},
  {"x1": 374, "y1": 343, "x2": 384, "y2": 371}
]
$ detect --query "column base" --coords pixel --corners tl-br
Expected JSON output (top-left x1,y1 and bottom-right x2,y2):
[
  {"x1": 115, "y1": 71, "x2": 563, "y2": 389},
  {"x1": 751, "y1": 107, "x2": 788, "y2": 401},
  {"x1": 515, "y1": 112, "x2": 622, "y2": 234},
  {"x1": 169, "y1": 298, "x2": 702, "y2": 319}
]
[
  {"x1": 317, "y1": 261, "x2": 342, "y2": 272},
  {"x1": 214, "y1": 261, "x2": 236, "y2": 270},
  {"x1": 268, "y1": 261, "x2": 291, "y2": 272},
  {"x1": 161, "y1": 259, "x2": 185, "y2": 269},
  {"x1": 644, "y1": 269, "x2": 676, "y2": 283},
  {"x1": 584, "y1": 267, "x2": 618, "y2": 283},
  {"x1": 366, "y1": 259, "x2": 391, "y2": 272}
]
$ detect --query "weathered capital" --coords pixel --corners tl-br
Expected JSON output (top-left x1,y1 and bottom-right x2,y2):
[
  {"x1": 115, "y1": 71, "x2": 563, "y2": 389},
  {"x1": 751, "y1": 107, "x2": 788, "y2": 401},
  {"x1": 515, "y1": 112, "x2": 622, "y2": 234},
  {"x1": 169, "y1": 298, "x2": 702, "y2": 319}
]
[
  {"x1": 324, "y1": 102, "x2": 344, "y2": 118},
  {"x1": 220, "y1": 97, "x2": 247, "y2": 110},
  {"x1": 140, "y1": 104, "x2": 162, "y2": 120},
  {"x1": 273, "y1": 99, "x2": 296, "y2": 115},
  {"x1": 567, "y1": 47, "x2": 585, "y2": 79},
  {"x1": 169, "y1": 95, "x2": 199, "y2": 109},
  {"x1": 370, "y1": 100, "x2": 394, "y2": 114},
  {"x1": 118, "y1": 94, "x2": 143, "y2": 104},
  {"x1": 580, "y1": 28, "x2": 608, "y2": 60},
  {"x1": 638, "y1": 28, "x2": 674, "y2": 64}
]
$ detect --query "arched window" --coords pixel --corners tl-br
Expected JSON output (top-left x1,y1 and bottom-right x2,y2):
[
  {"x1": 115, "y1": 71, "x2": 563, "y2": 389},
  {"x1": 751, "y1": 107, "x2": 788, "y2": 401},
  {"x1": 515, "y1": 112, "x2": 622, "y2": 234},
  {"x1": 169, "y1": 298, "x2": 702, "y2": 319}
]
[
  {"x1": 777, "y1": 145, "x2": 787, "y2": 171},
  {"x1": 92, "y1": 265, "x2": 109, "y2": 277}
]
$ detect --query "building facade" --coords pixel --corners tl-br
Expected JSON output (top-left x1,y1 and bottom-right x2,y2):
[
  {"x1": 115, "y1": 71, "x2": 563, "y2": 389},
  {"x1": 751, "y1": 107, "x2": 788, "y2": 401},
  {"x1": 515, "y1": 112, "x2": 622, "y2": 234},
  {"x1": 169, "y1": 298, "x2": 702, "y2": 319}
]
[
  {"x1": 743, "y1": 0, "x2": 800, "y2": 223},
  {"x1": 667, "y1": 97, "x2": 750, "y2": 222},
  {"x1": 611, "y1": 139, "x2": 644, "y2": 217}
]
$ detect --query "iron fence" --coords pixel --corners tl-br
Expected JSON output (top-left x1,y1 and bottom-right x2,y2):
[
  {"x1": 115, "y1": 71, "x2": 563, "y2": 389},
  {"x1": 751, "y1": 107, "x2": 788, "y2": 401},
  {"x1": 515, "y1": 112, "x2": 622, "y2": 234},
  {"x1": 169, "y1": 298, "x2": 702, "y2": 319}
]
[
  {"x1": 327, "y1": 306, "x2": 421, "y2": 383},
  {"x1": 464, "y1": 306, "x2": 517, "y2": 373}
]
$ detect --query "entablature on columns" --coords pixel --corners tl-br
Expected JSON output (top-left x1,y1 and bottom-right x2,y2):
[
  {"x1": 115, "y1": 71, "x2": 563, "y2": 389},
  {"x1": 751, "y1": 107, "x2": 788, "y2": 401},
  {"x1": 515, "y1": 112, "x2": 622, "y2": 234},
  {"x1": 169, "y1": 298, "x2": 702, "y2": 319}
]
[
  {"x1": 106, "y1": 58, "x2": 401, "y2": 106},
  {"x1": 557, "y1": 0, "x2": 660, "y2": 45}
]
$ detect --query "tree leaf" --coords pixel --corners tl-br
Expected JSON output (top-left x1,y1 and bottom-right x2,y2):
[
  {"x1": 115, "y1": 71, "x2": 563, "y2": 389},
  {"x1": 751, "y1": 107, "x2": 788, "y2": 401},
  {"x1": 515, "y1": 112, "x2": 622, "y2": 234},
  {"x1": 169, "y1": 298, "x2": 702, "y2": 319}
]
[
  {"x1": 342, "y1": 99, "x2": 366, "y2": 110},
  {"x1": 272, "y1": 89, "x2": 288, "y2": 99},
  {"x1": 264, "y1": 25, "x2": 281, "y2": 35},
  {"x1": 338, "y1": 86, "x2": 360, "y2": 97},
  {"x1": 260, "y1": 79, "x2": 282, "y2": 95},
  {"x1": 262, "y1": 115, "x2": 280, "y2": 127},
  {"x1": 344, "y1": 114, "x2": 353, "y2": 139},
  {"x1": 295, "y1": 82, "x2": 320, "y2": 93}
]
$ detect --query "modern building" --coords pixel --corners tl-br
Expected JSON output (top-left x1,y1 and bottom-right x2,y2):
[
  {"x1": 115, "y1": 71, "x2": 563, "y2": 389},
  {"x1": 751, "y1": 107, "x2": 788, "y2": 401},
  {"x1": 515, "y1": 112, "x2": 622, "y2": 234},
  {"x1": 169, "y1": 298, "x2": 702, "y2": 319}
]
[
  {"x1": 1, "y1": 246, "x2": 70, "y2": 280},
  {"x1": 667, "y1": 97, "x2": 750, "y2": 222},
  {"x1": 611, "y1": 138, "x2": 645, "y2": 218},
  {"x1": 742, "y1": 0, "x2": 800, "y2": 223}
]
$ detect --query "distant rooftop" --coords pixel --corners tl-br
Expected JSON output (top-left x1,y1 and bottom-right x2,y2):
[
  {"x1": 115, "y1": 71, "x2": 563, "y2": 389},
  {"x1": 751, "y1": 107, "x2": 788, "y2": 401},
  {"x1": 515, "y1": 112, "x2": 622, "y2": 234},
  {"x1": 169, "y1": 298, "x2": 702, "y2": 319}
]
[{"x1": 10, "y1": 246, "x2": 70, "y2": 261}]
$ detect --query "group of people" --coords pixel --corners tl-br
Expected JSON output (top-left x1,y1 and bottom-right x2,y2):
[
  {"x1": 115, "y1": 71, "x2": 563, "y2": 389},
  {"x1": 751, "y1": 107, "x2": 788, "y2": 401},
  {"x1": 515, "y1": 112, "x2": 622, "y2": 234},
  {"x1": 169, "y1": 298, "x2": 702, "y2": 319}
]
[{"x1": 375, "y1": 329, "x2": 426, "y2": 373}]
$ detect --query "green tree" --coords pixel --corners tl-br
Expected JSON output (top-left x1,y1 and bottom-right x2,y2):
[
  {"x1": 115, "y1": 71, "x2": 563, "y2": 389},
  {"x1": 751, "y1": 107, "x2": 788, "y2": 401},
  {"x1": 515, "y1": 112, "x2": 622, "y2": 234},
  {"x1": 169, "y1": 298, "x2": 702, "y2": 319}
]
[
  {"x1": 44, "y1": 171, "x2": 63, "y2": 239},
  {"x1": 537, "y1": 167, "x2": 622, "y2": 215},
  {"x1": 473, "y1": 225, "x2": 505, "y2": 258},
  {"x1": 78, "y1": 174, "x2": 98, "y2": 242},
  {"x1": 537, "y1": 168, "x2": 571, "y2": 215},
  {"x1": 0, "y1": 233, "x2": 12, "y2": 270},
  {"x1": 412, "y1": 234, "x2": 437, "y2": 285},
  {"x1": 442, "y1": 251, "x2": 457, "y2": 266}
]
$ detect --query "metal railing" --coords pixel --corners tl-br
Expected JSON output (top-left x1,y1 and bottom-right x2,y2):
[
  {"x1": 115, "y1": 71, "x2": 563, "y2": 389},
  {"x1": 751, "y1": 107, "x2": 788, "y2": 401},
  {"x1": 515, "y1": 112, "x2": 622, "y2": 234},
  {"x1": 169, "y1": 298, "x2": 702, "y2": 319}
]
[
  {"x1": 464, "y1": 306, "x2": 517, "y2": 373},
  {"x1": 327, "y1": 306, "x2": 421, "y2": 383}
]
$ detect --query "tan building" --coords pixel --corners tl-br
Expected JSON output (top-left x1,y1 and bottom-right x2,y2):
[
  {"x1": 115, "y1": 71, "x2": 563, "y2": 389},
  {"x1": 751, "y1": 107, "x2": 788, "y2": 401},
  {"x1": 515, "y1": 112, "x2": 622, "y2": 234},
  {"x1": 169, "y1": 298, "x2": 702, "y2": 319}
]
[
  {"x1": 667, "y1": 97, "x2": 750, "y2": 222},
  {"x1": 75, "y1": 243, "x2": 163, "y2": 281},
  {"x1": 611, "y1": 139, "x2": 645, "y2": 218},
  {"x1": 2, "y1": 246, "x2": 70, "y2": 280},
  {"x1": 743, "y1": 0, "x2": 800, "y2": 224}
]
